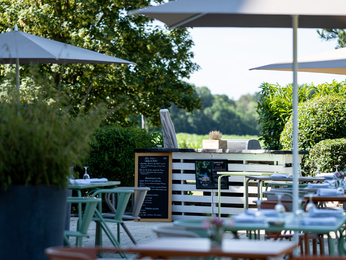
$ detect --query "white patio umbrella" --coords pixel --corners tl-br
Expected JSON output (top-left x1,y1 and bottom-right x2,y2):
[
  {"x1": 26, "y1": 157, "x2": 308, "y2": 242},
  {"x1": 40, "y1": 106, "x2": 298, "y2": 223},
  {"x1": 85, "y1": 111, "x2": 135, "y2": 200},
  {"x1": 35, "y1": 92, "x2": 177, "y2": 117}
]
[
  {"x1": 251, "y1": 47, "x2": 346, "y2": 75},
  {"x1": 129, "y1": 0, "x2": 346, "y2": 236},
  {"x1": 0, "y1": 25, "x2": 134, "y2": 92},
  {"x1": 160, "y1": 108, "x2": 179, "y2": 148}
]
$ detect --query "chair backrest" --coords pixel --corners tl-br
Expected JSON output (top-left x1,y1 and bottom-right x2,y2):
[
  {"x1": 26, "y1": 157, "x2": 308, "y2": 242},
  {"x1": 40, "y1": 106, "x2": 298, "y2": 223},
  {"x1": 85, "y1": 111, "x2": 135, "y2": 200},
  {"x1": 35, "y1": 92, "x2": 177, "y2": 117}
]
[
  {"x1": 105, "y1": 187, "x2": 150, "y2": 220},
  {"x1": 152, "y1": 225, "x2": 200, "y2": 238},
  {"x1": 66, "y1": 197, "x2": 101, "y2": 235},
  {"x1": 92, "y1": 189, "x2": 133, "y2": 222}
]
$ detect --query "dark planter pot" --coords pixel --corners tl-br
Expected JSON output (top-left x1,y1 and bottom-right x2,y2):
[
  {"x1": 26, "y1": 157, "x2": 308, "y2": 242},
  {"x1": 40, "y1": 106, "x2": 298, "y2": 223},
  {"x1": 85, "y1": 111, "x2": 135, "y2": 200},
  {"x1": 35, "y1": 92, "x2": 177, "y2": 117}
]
[{"x1": 0, "y1": 185, "x2": 68, "y2": 260}]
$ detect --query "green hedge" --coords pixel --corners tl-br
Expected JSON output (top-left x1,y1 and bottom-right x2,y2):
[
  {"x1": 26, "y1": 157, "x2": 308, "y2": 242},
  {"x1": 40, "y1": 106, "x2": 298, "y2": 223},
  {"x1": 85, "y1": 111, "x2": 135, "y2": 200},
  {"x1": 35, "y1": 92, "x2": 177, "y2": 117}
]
[
  {"x1": 81, "y1": 126, "x2": 163, "y2": 186},
  {"x1": 280, "y1": 95, "x2": 346, "y2": 175},
  {"x1": 305, "y1": 138, "x2": 346, "y2": 174},
  {"x1": 257, "y1": 80, "x2": 346, "y2": 150}
]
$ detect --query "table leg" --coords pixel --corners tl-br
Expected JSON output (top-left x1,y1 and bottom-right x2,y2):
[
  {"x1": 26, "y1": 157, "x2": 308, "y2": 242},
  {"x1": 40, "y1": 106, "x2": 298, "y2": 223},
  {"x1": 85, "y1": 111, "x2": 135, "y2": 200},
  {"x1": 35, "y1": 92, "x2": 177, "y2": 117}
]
[
  {"x1": 244, "y1": 177, "x2": 251, "y2": 210},
  {"x1": 218, "y1": 175, "x2": 226, "y2": 218},
  {"x1": 328, "y1": 235, "x2": 335, "y2": 255},
  {"x1": 76, "y1": 190, "x2": 82, "y2": 246}
]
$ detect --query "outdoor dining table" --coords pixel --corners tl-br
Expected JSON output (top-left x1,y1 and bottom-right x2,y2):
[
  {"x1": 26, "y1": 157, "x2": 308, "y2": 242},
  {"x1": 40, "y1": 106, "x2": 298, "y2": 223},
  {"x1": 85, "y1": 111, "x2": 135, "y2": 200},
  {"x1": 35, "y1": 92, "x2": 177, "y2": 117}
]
[
  {"x1": 244, "y1": 176, "x2": 325, "y2": 210},
  {"x1": 174, "y1": 213, "x2": 346, "y2": 256},
  {"x1": 116, "y1": 237, "x2": 298, "y2": 260}
]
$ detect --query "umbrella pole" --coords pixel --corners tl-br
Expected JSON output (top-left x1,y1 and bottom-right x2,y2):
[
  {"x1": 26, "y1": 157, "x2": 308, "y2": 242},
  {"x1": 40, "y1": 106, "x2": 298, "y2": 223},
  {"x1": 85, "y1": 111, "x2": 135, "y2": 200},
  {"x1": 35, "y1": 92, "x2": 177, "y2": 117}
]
[
  {"x1": 292, "y1": 15, "x2": 299, "y2": 244},
  {"x1": 16, "y1": 57, "x2": 20, "y2": 92}
]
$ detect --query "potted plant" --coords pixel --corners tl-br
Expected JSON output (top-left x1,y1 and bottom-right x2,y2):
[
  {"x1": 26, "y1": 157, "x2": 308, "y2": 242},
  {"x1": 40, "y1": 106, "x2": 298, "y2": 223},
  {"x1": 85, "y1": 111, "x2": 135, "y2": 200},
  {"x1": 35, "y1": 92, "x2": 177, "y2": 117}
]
[
  {"x1": 0, "y1": 84, "x2": 104, "y2": 260},
  {"x1": 202, "y1": 130, "x2": 227, "y2": 149}
]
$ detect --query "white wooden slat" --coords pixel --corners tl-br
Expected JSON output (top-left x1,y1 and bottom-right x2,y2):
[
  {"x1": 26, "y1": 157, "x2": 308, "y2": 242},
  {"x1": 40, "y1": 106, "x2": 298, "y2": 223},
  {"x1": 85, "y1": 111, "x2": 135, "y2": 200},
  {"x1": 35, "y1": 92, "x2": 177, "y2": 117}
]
[
  {"x1": 228, "y1": 164, "x2": 288, "y2": 172},
  {"x1": 172, "y1": 194, "x2": 244, "y2": 204},
  {"x1": 173, "y1": 162, "x2": 195, "y2": 170},
  {"x1": 172, "y1": 173, "x2": 196, "y2": 180}
]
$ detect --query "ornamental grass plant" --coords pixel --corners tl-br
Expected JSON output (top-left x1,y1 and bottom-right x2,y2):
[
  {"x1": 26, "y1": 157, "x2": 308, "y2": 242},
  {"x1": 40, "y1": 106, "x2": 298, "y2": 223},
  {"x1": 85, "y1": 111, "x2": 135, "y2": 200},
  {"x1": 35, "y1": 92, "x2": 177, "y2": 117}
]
[{"x1": 0, "y1": 83, "x2": 105, "y2": 190}]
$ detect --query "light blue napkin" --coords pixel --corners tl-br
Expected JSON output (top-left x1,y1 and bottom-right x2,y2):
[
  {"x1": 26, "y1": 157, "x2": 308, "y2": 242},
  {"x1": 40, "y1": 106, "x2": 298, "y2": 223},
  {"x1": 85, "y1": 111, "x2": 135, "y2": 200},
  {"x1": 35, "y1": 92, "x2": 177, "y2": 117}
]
[
  {"x1": 232, "y1": 214, "x2": 266, "y2": 224},
  {"x1": 317, "y1": 188, "x2": 343, "y2": 196},
  {"x1": 316, "y1": 173, "x2": 334, "y2": 179},
  {"x1": 245, "y1": 209, "x2": 279, "y2": 217},
  {"x1": 299, "y1": 217, "x2": 337, "y2": 226},
  {"x1": 70, "y1": 178, "x2": 108, "y2": 185},
  {"x1": 308, "y1": 208, "x2": 344, "y2": 218},
  {"x1": 270, "y1": 173, "x2": 289, "y2": 178},
  {"x1": 89, "y1": 178, "x2": 108, "y2": 183},
  {"x1": 308, "y1": 183, "x2": 331, "y2": 188}
]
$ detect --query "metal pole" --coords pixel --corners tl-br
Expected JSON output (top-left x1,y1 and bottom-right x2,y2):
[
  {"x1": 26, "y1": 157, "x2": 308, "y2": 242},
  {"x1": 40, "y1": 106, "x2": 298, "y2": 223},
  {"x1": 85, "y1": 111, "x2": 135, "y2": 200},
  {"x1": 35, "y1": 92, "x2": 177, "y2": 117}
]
[
  {"x1": 292, "y1": 14, "x2": 299, "y2": 244},
  {"x1": 141, "y1": 115, "x2": 145, "y2": 129}
]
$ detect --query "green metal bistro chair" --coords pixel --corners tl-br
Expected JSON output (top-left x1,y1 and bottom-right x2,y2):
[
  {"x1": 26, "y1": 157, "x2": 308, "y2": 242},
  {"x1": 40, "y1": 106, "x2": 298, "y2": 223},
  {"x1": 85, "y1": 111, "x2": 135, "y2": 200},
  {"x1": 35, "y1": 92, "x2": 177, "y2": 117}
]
[
  {"x1": 90, "y1": 189, "x2": 134, "y2": 251},
  {"x1": 64, "y1": 197, "x2": 101, "y2": 247},
  {"x1": 103, "y1": 187, "x2": 150, "y2": 244}
]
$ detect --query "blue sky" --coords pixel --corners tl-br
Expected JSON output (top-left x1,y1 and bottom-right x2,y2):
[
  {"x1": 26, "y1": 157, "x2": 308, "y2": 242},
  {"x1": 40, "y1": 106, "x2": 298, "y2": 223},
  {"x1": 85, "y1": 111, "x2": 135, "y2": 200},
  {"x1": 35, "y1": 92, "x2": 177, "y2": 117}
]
[{"x1": 185, "y1": 28, "x2": 346, "y2": 100}]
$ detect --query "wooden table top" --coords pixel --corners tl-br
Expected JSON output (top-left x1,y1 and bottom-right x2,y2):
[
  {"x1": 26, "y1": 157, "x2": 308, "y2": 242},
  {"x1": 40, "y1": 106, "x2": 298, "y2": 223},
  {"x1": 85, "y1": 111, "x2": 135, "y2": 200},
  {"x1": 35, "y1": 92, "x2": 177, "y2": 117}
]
[
  {"x1": 304, "y1": 195, "x2": 346, "y2": 202},
  {"x1": 119, "y1": 238, "x2": 298, "y2": 259}
]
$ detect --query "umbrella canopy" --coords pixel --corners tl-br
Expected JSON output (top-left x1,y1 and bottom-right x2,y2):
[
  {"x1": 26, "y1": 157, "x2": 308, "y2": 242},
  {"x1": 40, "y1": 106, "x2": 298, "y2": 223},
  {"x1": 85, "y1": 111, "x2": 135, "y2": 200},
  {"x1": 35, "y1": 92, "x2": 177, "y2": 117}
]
[
  {"x1": 130, "y1": 0, "x2": 346, "y2": 227},
  {"x1": 0, "y1": 26, "x2": 134, "y2": 91},
  {"x1": 129, "y1": 0, "x2": 346, "y2": 29},
  {"x1": 160, "y1": 108, "x2": 178, "y2": 148},
  {"x1": 251, "y1": 47, "x2": 346, "y2": 75}
]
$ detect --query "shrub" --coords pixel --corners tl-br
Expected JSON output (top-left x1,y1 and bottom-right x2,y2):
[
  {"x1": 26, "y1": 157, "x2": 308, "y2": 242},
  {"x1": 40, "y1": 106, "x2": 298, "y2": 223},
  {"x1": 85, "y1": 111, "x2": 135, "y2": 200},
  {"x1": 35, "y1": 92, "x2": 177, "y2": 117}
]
[
  {"x1": 256, "y1": 80, "x2": 346, "y2": 150},
  {"x1": 280, "y1": 95, "x2": 346, "y2": 175},
  {"x1": 0, "y1": 84, "x2": 104, "y2": 190},
  {"x1": 82, "y1": 126, "x2": 163, "y2": 186},
  {"x1": 305, "y1": 138, "x2": 346, "y2": 174},
  {"x1": 256, "y1": 82, "x2": 312, "y2": 150}
]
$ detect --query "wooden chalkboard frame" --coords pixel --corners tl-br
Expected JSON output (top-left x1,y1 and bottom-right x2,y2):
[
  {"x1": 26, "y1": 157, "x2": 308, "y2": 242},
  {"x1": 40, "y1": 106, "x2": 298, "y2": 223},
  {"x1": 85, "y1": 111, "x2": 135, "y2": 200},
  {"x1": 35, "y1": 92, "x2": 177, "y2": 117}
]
[{"x1": 135, "y1": 153, "x2": 172, "y2": 222}]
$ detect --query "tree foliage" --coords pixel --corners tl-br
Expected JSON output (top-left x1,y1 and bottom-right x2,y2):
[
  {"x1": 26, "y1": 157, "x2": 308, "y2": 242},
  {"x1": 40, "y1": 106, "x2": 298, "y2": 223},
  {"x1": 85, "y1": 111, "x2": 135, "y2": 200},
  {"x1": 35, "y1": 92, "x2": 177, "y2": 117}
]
[
  {"x1": 168, "y1": 86, "x2": 260, "y2": 135},
  {"x1": 82, "y1": 126, "x2": 163, "y2": 187},
  {"x1": 0, "y1": 0, "x2": 201, "y2": 126},
  {"x1": 318, "y1": 29, "x2": 346, "y2": 48}
]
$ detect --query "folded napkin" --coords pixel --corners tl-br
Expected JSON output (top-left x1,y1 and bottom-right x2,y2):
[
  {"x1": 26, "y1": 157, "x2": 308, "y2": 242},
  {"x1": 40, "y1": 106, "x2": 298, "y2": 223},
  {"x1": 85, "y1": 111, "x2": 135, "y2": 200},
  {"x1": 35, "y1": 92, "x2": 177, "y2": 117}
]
[
  {"x1": 69, "y1": 178, "x2": 108, "y2": 185},
  {"x1": 308, "y1": 208, "x2": 344, "y2": 218},
  {"x1": 307, "y1": 183, "x2": 331, "y2": 188},
  {"x1": 270, "y1": 173, "x2": 289, "y2": 178},
  {"x1": 316, "y1": 188, "x2": 343, "y2": 196},
  {"x1": 89, "y1": 178, "x2": 108, "y2": 183},
  {"x1": 245, "y1": 209, "x2": 279, "y2": 217},
  {"x1": 232, "y1": 214, "x2": 266, "y2": 224},
  {"x1": 69, "y1": 179, "x2": 91, "y2": 185},
  {"x1": 299, "y1": 217, "x2": 337, "y2": 226},
  {"x1": 316, "y1": 173, "x2": 334, "y2": 179}
]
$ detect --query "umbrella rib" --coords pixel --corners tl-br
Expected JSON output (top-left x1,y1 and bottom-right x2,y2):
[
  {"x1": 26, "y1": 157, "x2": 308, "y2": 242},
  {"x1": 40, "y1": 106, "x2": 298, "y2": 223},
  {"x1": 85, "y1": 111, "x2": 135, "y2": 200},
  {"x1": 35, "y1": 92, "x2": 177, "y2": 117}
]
[{"x1": 170, "y1": 13, "x2": 207, "y2": 28}]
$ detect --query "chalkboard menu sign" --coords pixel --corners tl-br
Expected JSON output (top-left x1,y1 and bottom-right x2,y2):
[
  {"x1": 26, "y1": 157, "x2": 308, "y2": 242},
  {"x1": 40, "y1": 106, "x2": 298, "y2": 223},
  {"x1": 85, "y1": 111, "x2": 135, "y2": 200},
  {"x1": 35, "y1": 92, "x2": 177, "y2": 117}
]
[
  {"x1": 135, "y1": 153, "x2": 172, "y2": 222},
  {"x1": 195, "y1": 160, "x2": 228, "y2": 189}
]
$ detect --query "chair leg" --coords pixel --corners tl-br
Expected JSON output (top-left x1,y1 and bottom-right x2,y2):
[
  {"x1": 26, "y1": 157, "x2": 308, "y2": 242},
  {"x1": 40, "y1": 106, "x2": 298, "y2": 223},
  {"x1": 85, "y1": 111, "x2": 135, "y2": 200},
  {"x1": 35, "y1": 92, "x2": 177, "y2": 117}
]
[
  {"x1": 312, "y1": 238, "x2": 317, "y2": 255},
  {"x1": 121, "y1": 223, "x2": 137, "y2": 244},
  {"x1": 318, "y1": 235, "x2": 324, "y2": 255}
]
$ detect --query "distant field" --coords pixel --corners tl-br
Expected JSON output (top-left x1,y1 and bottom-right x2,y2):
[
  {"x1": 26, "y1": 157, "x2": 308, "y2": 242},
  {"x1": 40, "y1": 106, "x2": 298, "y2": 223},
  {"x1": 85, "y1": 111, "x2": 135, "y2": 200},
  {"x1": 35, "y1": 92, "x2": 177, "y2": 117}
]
[{"x1": 176, "y1": 133, "x2": 260, "y2": 149}]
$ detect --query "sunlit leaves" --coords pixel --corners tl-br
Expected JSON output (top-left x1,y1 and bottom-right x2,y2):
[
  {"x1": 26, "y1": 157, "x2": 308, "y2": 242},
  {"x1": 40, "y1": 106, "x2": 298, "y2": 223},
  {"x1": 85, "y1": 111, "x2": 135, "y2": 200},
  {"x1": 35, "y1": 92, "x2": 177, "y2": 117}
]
[{"x1": 0, "y1": 0, "x2": 201, "y2": 126}]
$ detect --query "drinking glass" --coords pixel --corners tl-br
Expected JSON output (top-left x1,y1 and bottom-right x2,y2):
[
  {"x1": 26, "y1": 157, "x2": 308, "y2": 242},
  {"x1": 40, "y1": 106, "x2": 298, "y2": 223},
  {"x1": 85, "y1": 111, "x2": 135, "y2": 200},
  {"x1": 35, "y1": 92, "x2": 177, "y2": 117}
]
[
  {"x1": 255, "y1": 200, "x2": 264, "y2": 218},
  {"x1": 274, "y1": 194, "x2": 286, "y2": 213},
  {"x1": 335, "y1": 165, "x2": 339, "y2": 174},
  {"x1": 83, "y1": 166, "x2": 90, "y2": 179},
  {"x1": 315, "y1": 164, "x2": 321, "y2": 177},
  {"x1": 305, "y1": 193, "x2": 316, "y2": 212},
  {"x1": 295, "y1": 198, "x2": 304, "y2": 218}
]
